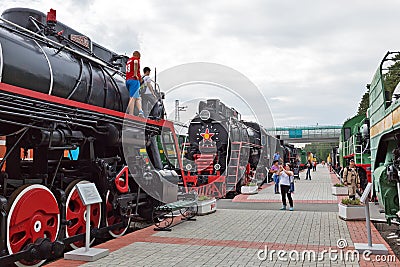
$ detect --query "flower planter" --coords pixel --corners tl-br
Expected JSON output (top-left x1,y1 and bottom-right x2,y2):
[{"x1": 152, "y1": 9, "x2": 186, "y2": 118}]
[
  {"x1": 338, "y1": 203, "x2": 365, "y2": 220},
  {"x1": 241, "y1": 185, "x2": 258, "y2": 195},
  {"x1": 197, "y1": 198, "x2": 217, "y2": 215},
  {"x1": 332, "y1": 186, "x2": 348, "y2": 196}
]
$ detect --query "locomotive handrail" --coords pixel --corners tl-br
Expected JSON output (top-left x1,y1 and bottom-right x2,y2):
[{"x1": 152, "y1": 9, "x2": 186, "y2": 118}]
[
  {"x1": 0, "y1": 42, "x2": 3, "y2": 82},
  {"x1": 0, "y1": 17, "x2": 125, "y2": 77},
  {"x1": 32, "y1": 39, "x2": 54, "y2": 94},
  {"x1": 28, "y1": 16, "x2": 45, "y2": 37},
  {"x1": 66, "y1": 58, "x2": 84, "y2": 99}
]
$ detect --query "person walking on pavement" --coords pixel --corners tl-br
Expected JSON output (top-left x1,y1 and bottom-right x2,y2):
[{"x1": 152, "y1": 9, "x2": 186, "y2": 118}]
[
  {"x1": 278, "y1": 163, "x2": 294, "y2": 211},
  {"x1": 270, "y1": 160, "x2": 280, "y2": 194},
  {"x1": 312, "y1": 161, "x2": 317, "y2": 172},
  {"x1": 343, "y1": 159, "x2": 361, "y2": 200},
  {"x1": 273, "y1": 151, "x2": 282, "y2": 163},
  {"x1": 305, "y1": 160, "x2": 312, "y2": 180}
]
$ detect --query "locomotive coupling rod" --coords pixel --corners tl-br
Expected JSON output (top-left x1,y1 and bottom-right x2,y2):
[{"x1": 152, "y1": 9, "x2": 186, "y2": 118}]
[
  {"x1": 0, "y1": 238, "x2": 64, "y2": 265},
  {"x1": 0, "y1": 247, "x2": 35, "y2": 265},
  {"x1": 63, "y1": 223, "x2": 124, "y2": 246}
]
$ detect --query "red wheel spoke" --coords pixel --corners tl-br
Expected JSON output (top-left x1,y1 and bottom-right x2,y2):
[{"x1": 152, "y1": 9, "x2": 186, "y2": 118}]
[
  {"x1": 66, "y1": 181, "x2": 101, "y2": 248},
  {"x1": 9, "y1": 231, "x2": 30, "y2": 253},
  {"x1": 7, "y1": 184, "x2": 60, "y2": 264},
  {"x1": 105, "y1": 190, "x2": 130, "y2": 238},
  {"x1": 66, "y1": 217, "x2": 84, "y2": 234}
]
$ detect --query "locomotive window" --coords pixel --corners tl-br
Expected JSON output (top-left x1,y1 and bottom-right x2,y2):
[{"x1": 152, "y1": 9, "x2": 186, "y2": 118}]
[
  {"x1": 160, "y1": 129, "x2": 179, "y2": 168},
  {"x1": 344, "y1": 127, "x2": 351, "y2": 141},
  {"x1": 261, "y1": 134, "x2": 266, "y2": 146}
]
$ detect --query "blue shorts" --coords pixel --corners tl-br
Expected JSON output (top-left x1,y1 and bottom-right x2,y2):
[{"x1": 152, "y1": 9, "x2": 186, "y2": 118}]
[{"x1": 126, "y1": 79, "x2": 140, "y2": 98}]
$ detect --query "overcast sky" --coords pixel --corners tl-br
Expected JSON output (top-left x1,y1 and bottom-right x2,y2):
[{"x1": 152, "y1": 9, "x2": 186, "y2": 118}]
[{"x1": 1, "y1": 0, "x2": 398, "y2": 127}]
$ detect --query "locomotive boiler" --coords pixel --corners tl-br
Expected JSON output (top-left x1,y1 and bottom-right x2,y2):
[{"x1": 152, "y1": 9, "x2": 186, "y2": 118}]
[
  {"x1": 369, "y1": 51, "x2": 400, "y2": 223},
  {"x1": 0, "y1": 8, "x2": 179, "y2": 266},
  {"x1": 182, "y1": 99, "x2": 281, "y2": 198}
]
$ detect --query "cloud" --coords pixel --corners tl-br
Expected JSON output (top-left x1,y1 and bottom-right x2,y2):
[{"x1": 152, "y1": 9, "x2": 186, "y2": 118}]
[{"x1": 1, "y1": 0, "x2": 399, "y2": 127}]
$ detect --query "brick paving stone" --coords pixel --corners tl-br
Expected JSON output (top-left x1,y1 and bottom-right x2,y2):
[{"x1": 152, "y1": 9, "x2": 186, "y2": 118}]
[{"x1": 46, "y1": 166, "x2": 400, "y2": 267}]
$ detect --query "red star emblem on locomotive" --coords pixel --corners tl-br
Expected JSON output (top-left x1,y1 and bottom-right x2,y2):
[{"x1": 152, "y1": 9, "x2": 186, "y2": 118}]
[{"x1": 200, "y1": 128, "x2": 215, "y2": 142}]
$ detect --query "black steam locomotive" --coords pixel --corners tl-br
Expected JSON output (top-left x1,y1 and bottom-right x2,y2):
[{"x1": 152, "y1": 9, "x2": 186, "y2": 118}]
[
  {"x1": 0, "y1": 8, "x2": 179, "y2": 266},
  {"x1": 182, "y1": 99, "x2": 286, "y2": 197}
]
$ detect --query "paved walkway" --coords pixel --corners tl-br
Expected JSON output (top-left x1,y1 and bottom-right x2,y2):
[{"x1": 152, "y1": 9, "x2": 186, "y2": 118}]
[
  {"x1": 234, "y1": 165, "x2": 337, "y2": 203},
  {"x1": 47, "y1": 166, "x2": 399, "y2": 267}
]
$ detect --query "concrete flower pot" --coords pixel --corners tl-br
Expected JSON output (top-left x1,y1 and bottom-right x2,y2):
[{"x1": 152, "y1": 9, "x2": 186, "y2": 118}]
[
  {"x1": 338, "y1": 203, "x2": 365, "y2": 220},
  {"x1": 332, "y1": 186, "x2": 349, "y2": 196},
  {"x1": 241, "y1": 185, "x2": 258, "y2": 195},
  {"x1": 197, "y1": 198, "x2": 217, "y2": 215}
]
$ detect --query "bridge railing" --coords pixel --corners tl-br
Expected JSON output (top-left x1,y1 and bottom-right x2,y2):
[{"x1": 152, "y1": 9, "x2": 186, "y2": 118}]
[{"x1": 265, "y1": 125, "x2": 341, "y2": 142}]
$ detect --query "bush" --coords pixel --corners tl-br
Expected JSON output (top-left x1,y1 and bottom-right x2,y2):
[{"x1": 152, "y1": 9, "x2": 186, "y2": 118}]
[
  {"x1": 198, "y1": 195, "x2": 212, "y2": 201},
  {"x1": 334, "y1": 183, "x2": 345, "y2": 187},
  {"x1": 341, "y1": 198, "x2": 361, "y2": 205}
]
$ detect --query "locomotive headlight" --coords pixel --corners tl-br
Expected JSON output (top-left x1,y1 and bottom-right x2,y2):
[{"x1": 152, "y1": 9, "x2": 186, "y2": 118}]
[
  {"x1": 214, "y1": 164, "x2": 221, "y2": 170},
  {"x1": 186, "y1": 164, "x2": 192, "y2": 171},
  {"x1": 143, "y1": 171, "x2": 153, "y2": 181},
  {"x1": 200, "y1": 110, "x2": 211, "y2": 121}
]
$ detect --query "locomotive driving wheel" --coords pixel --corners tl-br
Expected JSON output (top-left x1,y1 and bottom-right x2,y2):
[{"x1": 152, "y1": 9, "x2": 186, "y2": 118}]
[
  {"x1": 65, "y1": 180, "x2": 101, "y2": 249},
  {"x1": 7, "y1": 184, "x2": 60, "y2": 267},
  {"x1": 105, "y1": 190, "x2": 131, "y2": 238}
]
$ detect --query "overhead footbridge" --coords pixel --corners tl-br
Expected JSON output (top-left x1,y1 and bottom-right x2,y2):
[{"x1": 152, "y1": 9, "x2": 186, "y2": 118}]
[{"x1": 266, "y1": 125, "x2": 341, "y2": 143}]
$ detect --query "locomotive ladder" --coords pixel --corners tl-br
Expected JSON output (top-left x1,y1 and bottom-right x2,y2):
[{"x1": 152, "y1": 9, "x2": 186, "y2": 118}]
[
  {"x1": 226, "y1": 142, "x2": 243, "y2": 192},
  {"x1": 355, "y1": 144, "x2": 363, "y2": 164}
]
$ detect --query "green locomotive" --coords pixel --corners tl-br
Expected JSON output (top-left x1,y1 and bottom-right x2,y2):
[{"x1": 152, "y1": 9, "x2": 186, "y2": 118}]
[
  {"x1": 339, "y1": 114, "x2": 371, "y2": 189},
  {"x1": 369, "y1": 52, "x2": 400, "y2": 222}
]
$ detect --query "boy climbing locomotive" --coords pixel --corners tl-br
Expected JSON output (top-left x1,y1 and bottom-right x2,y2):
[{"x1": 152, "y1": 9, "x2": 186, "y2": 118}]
[{"x1": 126, "y1": 51, "x2": 144, "y2": 116}]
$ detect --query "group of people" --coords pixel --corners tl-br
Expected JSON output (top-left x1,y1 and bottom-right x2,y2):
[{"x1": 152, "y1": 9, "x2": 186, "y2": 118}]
[
  {"x1": 270, "y1": 153, "x2": 295, "y2": 211},
  {"x1": 125, "y1": 51, "x2": 158, "y2": 117},
  {"x1": 269, "y1": 151, "x2": 362, "y2": 211}
]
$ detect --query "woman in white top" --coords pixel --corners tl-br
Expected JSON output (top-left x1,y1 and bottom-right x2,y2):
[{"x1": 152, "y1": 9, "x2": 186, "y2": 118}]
[{"x1": 278, "y1": 163, "x2": 294, "y2": 211}]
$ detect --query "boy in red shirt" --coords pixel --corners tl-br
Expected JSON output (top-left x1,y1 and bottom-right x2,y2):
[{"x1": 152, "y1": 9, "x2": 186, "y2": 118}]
[{"x1": 126, "y1": 51, "x2": 144, "y2": 116}]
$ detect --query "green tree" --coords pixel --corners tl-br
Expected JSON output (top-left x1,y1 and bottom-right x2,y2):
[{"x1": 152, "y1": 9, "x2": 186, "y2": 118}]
[
  {"x1": 304, "y1": 143, "x2": 334, "y2": 162},
  {"x1": 357, "y1": 91, "x2": 369, "y2": 116},
  {"x1": 383, "y1": 53, "x2": 400, "y2": 96}
]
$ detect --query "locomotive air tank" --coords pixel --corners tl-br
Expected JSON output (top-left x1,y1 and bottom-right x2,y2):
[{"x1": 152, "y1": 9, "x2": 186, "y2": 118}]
[{"x1": 0, "y1": 8, "x2": 129, "y2": 112}]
